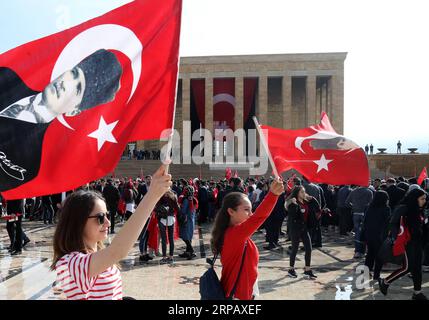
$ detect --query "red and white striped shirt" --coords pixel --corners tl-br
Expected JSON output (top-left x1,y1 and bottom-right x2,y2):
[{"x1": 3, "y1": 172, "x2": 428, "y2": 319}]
[{"x1": 55, "y1": 252, "x2": 123, "y2": 300}]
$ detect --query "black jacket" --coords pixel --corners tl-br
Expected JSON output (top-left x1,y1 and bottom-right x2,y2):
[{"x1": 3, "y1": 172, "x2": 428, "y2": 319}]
[
  {"x1": 103, "y1": 183, "x2": 120, "y2": 207},
  {"x1": 389, "y1": 204, "x2": 425, "y2": 243},
  {"x1": 7, "y1": 199, "x2": 24, "y2": 214},
  {"x1": 363, "y1": 206, "x2": 391, "y2": 242},
  {"x1": 386, "y1": 185, "x2": 406, "y2": 210},
  {"x1": 287, "y1": 197, "x2": 321, "y2": 232}
]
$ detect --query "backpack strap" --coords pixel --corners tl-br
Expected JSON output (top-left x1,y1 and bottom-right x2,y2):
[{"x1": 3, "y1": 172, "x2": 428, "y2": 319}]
[{"x1": 228, "y1": 241, "x2": 248, "y2": 299}]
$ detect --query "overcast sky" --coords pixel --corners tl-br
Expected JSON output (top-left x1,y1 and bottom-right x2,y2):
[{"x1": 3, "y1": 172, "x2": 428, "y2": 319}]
[{"x1": 1, "y1": 0, "x2": 428, "y2": 153}]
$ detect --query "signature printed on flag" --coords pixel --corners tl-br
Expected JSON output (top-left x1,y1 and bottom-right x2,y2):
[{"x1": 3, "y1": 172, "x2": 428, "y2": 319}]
[{"x1": 0, "y1": 151, "x2": 27, "y2": 181}]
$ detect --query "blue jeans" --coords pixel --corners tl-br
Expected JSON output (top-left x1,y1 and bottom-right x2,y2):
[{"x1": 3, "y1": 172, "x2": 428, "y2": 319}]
[
  {"x1": 353, "y1": 213, "x2": 366, "y2": 254},
  {"x1": 43, "y1": 204, "x2": 53, "y2": 223}
]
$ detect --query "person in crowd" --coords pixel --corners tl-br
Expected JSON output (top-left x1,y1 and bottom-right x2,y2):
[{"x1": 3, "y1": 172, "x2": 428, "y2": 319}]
[
  {"x1": 172, "y1": 180, "x2": 183, "y2": 197},
  {"x1": 211, "y1": 178, "x2": 284, "y2": 300},
  {"x1": 103, "y1": 179, "x2": 121, "y2": 234},
  {"x1": 139, "y1": 210, "x2": 158, "y2": 262},
  {"x1": 362, "y1": 190, "x2": 391, "y2": 280},
  {"x1": 285, "y1": 185, "x2": 320, "y2": 280},
  {"x1": 252, "y1": 182, "x2": 264, "y2": 210},
  {"x1": 6, "y1": 199, "x2": 29, "y2": 255},
  {"x1": 264, "y1": 190, "x2": 286, "y2": 250},
  {"x1": 178, "y1": 186, "x2": 198, "y2": 260},
  {"x1": 385, "y1": 178, "x2": 406, "y2": 211},
  {"x1": 372, "y1": 178, "x2": 382, "y2": 191},
  {"x1": 422, "y1": 197, "x2": 429, "y2": 273},
  {"x1": 155, "y1": 190, "x2": 180, "y2": 264},
  {"x1": 50, "y1": 164, "x2": 171, "y2": 300},
  {"x1": 378, "y1": 188, "x2": 428, "y2": 300},
  {"x1": 51, "y1": 193, "x2": 63, "y2": 224},
  {"x1": 320, "y1": 184, "x2": 337, "y2": 231},
  {"x1": 197, "y1": 180, "x2": 209, "y2": 224},
  {"x1": 302, "y1": 177, "x2": 325, "y2": 248},
  {"x1": 42, "y1": 194, "x2": 54, "y2": 225},
  {"x1": 397, "y1": 140, "x2": 402, "y2": 154},
  {"x1": 224, "y1": 177, "x2": 245, "y2": 197},
  {"x1": 247, "y1": 185, "x2": 256, "y2": 207},
  {"x1": 96, "y1": 179, "x2": 106, "y2": 194},
  {"x1": 346, "y1": 185, "x2": 373, "y2": 259},
  {"x1": 207, "y1": 181, "x2": 218, "y2": 222},
  {"x1": 123, "y1": 181, "x2": 137, "y2": 221}
]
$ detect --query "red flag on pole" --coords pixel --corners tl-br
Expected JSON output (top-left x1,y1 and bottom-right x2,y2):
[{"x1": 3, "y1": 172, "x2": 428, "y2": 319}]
[
  {"x1": 0, "y1": 0, "x2": 182, "y2": 200},
  {"x1": 140, "y1": 168, "x2": 144, "y2": 180},
  {"x1": 225, "y1": 167, "x2": 232, "y2": 180},
  {"x1": 417, "y1": 167, "x2": 428, "y2": 186},
  {"x1": 258, "y1": 112, "x2": 370, "y2": 186}
]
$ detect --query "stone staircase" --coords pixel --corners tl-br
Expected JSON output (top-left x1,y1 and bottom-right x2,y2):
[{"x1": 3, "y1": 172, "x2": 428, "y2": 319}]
[
  {"x1": 109, "y1": 160, "x2": 274, "y2": 180},
  {"x1": 109, "y1": 154, "x2": 429, "y2": 181}
]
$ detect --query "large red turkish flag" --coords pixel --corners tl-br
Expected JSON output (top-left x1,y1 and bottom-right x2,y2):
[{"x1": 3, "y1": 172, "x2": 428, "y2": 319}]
[
  {"x1": 260, "y1": 113, "x2": 370, "y2": 186},
  {"x1": 0, "y1": 0, "x2": 182, "y2": 199}
]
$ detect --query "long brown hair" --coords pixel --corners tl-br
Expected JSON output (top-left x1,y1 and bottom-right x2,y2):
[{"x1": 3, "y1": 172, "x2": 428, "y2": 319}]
[
  {"x1": 285, "y1": 185, "x2": 306, "y2": 209},
  {"x1": 50, "y1": 190, "x2": 105, "y2": 270},
  {"x1": 211, "y1": 192, "x2": 247, "y2": 255}
]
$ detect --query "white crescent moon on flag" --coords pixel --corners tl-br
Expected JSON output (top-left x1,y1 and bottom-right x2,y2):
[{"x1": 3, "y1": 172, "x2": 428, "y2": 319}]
[
  {"x1": 213, "y1": 94, "x2": 236, "y2": 108},
  {"x1": 398, "y1": 225, "x2": 404, "y2": 236},
  {"x1": 295, "y1": 131, "x2": 341, "y2": 154},
  {"x1": 52, "y1": 24, "x2": 143, "y2": 130}
]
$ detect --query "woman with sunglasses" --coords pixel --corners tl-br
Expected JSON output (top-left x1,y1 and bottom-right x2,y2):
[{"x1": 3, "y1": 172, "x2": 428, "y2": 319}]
[{"x1": 50, "y1": 163, "x2": 172, "y2": 300}]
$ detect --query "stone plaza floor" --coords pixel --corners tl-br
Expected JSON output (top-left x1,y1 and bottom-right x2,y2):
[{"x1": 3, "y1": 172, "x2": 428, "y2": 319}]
[{"x1": 0, "y1": 219, "x2": 428, "y2": 300}]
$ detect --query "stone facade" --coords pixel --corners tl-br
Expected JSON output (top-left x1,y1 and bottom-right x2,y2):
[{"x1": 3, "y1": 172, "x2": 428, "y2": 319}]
[{"x1": 134, "y1": 52, "x2": 347, "y2": 155}]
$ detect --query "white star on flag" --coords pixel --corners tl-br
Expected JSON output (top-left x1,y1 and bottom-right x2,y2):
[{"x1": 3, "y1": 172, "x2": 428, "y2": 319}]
[
  {"x1": 88, "y1": 116, "x2": 119, "y2": 151},
  {"x1": 313, "y1": 154, "x2": 333, "y2": 173}
]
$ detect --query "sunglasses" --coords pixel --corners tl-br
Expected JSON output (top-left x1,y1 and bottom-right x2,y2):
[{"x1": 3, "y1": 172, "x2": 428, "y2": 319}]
[{"x1": 88, "y1": 212, "x2": 108, "y2": 225}]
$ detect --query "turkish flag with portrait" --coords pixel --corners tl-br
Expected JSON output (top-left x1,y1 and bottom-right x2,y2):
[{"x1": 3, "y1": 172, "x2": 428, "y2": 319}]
[
  {"x1": 0, "y1": 0, "x2": 182, "y2": 199},
  {"x1": 260, "y1": 112, "x2": 370, "y2": 186}
]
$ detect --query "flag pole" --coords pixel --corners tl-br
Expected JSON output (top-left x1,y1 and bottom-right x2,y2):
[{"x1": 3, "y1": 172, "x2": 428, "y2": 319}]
[{"x1": 252, "y1": 116, "x2": 280, "y2": 179}]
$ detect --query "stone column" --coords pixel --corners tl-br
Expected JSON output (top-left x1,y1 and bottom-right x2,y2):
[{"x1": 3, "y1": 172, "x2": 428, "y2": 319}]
[
  {"x1": 331, "y1": 73, "x2": 344, "y2": 134},
  {"x1": 321, "y1": 81, "x2": 327, "y2": 114},
  {"x1": 306, "y1": 75, "x2": 317, "y2": 126},
  {"x1": 258, "y1": 75, "x2": 268, "y2": 124},
  {"x1": 205, "y1": 77, "x2": 214, "y2": 156},
  {"x1": 282, "y1": 74, "x2": 292, "y2": 129},
  {"x1": 235, "y1": 76, "x2": 244, "y2": 160},
  {"x1": 182, "y1": 77, "x2": 190, "y2": 122},
  {"x1": 235, "y1": 76, "x2": 244, "y2": 130}
]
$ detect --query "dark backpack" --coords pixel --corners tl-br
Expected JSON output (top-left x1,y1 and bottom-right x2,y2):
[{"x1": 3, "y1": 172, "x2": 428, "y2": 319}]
[{"x1": 199, "y1": 243, "x2": 247, "y2": 300}]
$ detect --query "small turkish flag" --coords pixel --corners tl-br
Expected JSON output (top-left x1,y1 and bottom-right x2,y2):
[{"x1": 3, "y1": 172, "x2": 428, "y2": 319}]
[
  {"x1": 286, "y1": 174, "x2": 297, "y2": 192},
  {"x1": 225, "y1": 167, "x2": 232, "y2": 180},
  {"x1": 417, "y1": 167, "x2": 428, "y2": 186},
  {"x1": 0, "y1": 0, "x2": 182, "y2": 199},
  {"x1": 260, "y1": 112, "x2": 370, "y2": 186}
]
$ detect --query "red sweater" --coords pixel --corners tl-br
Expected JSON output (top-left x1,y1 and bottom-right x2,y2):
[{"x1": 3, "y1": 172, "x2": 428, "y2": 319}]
[{"x1": 220, "y1": 192, "x2": 278, "y2": 300}]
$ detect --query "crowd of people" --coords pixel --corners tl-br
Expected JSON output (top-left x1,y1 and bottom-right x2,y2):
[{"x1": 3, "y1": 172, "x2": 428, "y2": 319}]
[
  {"x1": 124, "y1": 149, "x2": 161, "y2": 160},
  {"x1": 1, "y1": 167, "x2": 429, "y2": 300}
]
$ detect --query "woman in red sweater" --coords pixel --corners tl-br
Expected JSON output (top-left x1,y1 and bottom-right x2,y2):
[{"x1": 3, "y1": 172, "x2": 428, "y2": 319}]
[{"x1": 211, "y1": 178, "x2": 284, "y2": 300}]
